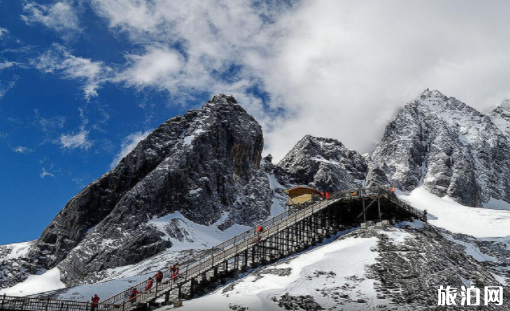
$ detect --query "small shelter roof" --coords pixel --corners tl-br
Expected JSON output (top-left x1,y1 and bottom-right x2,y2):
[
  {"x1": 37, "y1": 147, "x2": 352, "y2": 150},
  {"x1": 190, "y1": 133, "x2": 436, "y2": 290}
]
[{"x1": 284, "y1": 185, "x2": 322, "y2": 195}]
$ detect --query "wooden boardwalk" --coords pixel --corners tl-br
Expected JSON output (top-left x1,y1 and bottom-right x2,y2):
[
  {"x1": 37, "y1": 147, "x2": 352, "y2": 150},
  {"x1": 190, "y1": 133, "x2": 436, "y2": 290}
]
[{"x1": 0, "y1": 186, "x2": 424, "y2": 311}]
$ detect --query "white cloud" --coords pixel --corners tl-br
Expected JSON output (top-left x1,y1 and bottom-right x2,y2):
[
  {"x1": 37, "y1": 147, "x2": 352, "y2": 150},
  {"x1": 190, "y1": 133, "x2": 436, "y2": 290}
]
[
  {"x1": 60, "y1": 129, "x2": 92, "y2": 150},
  {"x1": 0, "y1": 62, "x2": 15, "y2": 70},
  {"x1": 0, "y1": 27, "x2": 8, "y2": 38},
  {"x1": 21, "y1": 1, "x2": 81, "y2": 39},
  {"x1": 39, "y1": 167, "x2": 55, "y2": 178},
  {"x1": 110, "y1": 130, "x2": 151, "y2": 168},
  {"x1": 81, "y1": 0, "x2": 510, "y2": 161},
  {"x1": 13, "y1": 146, "x2": 31, "y2": 154},
  {"x1": 33, "y1": 45, "x2": 109, "y2": 99},
  {"x1": 119, "y1": 47, "x2": 182, "y2": 87},
  {"x1": 0, "y1": 81, "x2": 16, "y2": 99}
]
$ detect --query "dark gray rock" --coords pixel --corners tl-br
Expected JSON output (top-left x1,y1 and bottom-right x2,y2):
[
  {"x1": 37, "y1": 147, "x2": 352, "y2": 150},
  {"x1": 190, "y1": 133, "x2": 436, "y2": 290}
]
[{"x1": 276, "y1": 293, "x2": 323, "y2": 311}]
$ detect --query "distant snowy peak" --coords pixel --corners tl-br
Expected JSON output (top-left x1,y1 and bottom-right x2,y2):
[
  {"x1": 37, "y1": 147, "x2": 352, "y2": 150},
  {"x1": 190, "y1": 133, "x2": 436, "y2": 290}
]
[
  {"x1": 490, "y1": 98, "x2": 510, "y2": 138},
  {"x1": 373, "y1": 89, "x2": 510, "y2": 206},
  {"x1": 277, "y1": 135, "x2": 386, "y2": 192}
]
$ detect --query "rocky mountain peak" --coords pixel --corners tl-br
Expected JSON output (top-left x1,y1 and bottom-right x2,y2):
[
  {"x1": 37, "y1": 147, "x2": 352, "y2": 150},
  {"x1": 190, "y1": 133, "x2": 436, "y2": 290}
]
[
  {"x1": 419, "y1": 88, "x2": 447, "y2": 100},
  {"x1": 0, "y1": 94, "x2": 274, "y2": 288},
  {"x1": 277, "y1": 135, "x2": 371, "y2": 192},
  {"x1": 206, "y1": 93, "x2": 239, "y2": 106},
  {"x1": 373, "y1": 90, "x2": 510, "y2": 206}
]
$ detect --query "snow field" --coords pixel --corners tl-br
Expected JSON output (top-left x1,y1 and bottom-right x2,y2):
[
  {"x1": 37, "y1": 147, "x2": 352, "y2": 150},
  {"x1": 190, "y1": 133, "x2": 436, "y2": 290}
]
[
  {"x1": 0, "y1": 267, "x2": 65, "y2": 296},
  {"x1": 159, "y1": 235, "x2": 389, "y2": 311},
  {"x1": 399, "y1": 187, "x2": 510, "y2": 238}
]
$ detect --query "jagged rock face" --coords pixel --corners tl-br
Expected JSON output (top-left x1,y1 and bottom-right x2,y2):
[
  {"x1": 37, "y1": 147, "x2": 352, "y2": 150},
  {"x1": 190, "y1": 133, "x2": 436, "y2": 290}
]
[
  {"x1": 372, "y1": 89, "x2": 510, "y2": 206},
  {"x1": 277, "y1": 136, "x2": 370, "y2": 192},
  {"x1": 1, "y1": 94, "x2": 274, "y2": 287}
]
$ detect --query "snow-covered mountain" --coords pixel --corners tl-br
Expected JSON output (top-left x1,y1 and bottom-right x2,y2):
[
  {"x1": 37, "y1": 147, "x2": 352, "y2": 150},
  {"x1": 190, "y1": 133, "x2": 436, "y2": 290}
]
[
  {"x1": 491, "y1": 98, "x2": 510, "y2": 138},
  {"x1": 372, "y1": 89, "x2": 510, "y2": 207},
  {"x1": 2, "y1": 90, "x2": 510, "y2": 310}
]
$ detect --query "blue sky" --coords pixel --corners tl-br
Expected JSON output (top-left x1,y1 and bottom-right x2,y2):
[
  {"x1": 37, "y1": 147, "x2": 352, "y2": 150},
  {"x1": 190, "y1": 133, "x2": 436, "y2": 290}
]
[{"x1": 1, "y1": 0, "x2": 510, "y2": 245}]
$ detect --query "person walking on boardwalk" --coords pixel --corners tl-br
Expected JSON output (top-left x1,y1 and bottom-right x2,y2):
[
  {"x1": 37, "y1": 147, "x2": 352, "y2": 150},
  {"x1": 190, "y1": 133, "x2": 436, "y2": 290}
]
[
  {"x1": 171, "y1": 264, "x2": 180, "y2": 281},
  {"x1": 145, "y1": 277, "x2": 154, "y2": 290},
  {"x1": 254, "y1": 225, "x2": 264, "y2": 243},
  {"x1": 90, "y1": 294, "x2": 100, "y2": 311},
  {"x1": 154, "y1": 270, "x2": 163, "y2": 283},
  {"x1": 129, "y1": 288, "x2": 140, "y2": 303}
]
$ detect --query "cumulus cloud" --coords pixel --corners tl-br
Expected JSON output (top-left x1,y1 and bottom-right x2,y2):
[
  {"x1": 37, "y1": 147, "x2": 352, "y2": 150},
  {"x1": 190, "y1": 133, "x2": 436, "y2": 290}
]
[
  {"x1": 59, "y1": 128, "x2": 92, "y2": 149},
  {"x1": 110, "y1": 130, "x2": 151, "y2": 168},
  {"x1": 118, "y1": 47, "x2": 182, "y2": 87},
  {"x1": 21, "y1": 1, "x2": 81, "y2": 39},
  {"x1": 33, "y1": 45, "x2": 109, "y2": 99},
  {"x1": 65, "y1": 0, "x2": 510, "y2": 160}
]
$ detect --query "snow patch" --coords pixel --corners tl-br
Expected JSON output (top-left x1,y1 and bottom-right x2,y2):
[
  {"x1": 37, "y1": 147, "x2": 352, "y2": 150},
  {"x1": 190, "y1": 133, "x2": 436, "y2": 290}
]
[
  {"x1": 444, "y1": 235, "x2": 498, "y2": 262},
  {"x1": 1, "y1": 241, "x2": 32, "y2": 261},
  {"x1": 189, "y1": 188, "x2": 202, "y2": 195},
  {"x1": 399, "y1": 187, "x2": 510, "y2": 238},
  {"x1": 148, "y1": 212, "x2": 250, "y2": 251},
  {"x1": 0, "y1": 268, "x2": 65, "y2": 296},
  {"x1": 311, "y1": 156, "x2": 340, "y2": 165},
  {"x1": 183, "y1": 128, "x2": 205, "y2": 145}
]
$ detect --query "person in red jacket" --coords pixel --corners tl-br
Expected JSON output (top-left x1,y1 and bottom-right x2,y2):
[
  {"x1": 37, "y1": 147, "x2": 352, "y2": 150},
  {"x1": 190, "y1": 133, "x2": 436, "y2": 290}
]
[
  {"x1": 145, "y1": 277, "x2": 154, "y2": 290},
  {"x1": 154, "y1": 270, "x2": 163, "y2": 283},
  {"x1": 90, "y1": 294, "x2": 100, "y2": 311},
  {"x1": 129, "y1": 288, "x2": 140, "y2": 303}
]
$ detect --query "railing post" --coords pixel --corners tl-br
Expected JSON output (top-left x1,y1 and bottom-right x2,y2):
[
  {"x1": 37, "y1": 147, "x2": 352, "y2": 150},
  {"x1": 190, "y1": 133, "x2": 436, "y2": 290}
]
[
  {"x1": 362, "y1": 193, "x2": 367, "y2": 223},
  {"x1": 378, "y1": 187, "x2": 382, "y2": 221},
  {"x1": 0, "y1": 294, "x2": 5, "y2": 310},
  {"x1": 154, "y1": 281, "x2": 158, "y2": 299}
]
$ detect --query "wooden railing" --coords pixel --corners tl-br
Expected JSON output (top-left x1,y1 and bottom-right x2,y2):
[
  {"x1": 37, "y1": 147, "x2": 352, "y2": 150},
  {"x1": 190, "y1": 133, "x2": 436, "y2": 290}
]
[{"x1": 0, "y1": 294, "x2": 121, "y2": 311}]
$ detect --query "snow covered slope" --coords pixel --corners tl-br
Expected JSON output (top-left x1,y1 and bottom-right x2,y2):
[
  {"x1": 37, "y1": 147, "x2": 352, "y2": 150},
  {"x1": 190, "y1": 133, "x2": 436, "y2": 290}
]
[
  {"x1": 398, "y1": 187, "x2": 510, "y2": 238},
  {"x1": 157, "y1": 224, "x2": 509, "y2": 311}
]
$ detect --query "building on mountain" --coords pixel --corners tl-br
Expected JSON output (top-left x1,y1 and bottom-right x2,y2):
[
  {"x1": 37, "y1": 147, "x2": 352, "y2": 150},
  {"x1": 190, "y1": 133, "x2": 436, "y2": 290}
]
[{"x1": 285, "y1": 186, "x2": 324, "y2": 208}]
